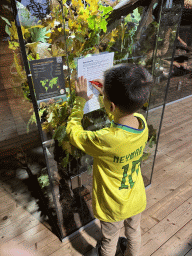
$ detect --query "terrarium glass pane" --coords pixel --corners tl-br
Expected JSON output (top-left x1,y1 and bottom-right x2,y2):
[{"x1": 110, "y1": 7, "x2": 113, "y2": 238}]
[
  {"x1": 17, "y1": 0, "x2": 49, "y2": 24},
  {"x1": 143, "y1": 0, "x2": 184, "y2": 186},
  {"x1": 58, "y1": 0, "x2": 183, "y2": 237},
  {"x1": 11, "y1": 0, "x2": 184, "y2": 240},
  {"x1": 6, "y1": 0, "x2": 66, "y2": 239}
]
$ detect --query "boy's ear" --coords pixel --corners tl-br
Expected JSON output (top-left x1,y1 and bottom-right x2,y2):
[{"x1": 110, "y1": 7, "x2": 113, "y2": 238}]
[{"x1": 111, "y1": 103, "x2": 116, "y2": 112}]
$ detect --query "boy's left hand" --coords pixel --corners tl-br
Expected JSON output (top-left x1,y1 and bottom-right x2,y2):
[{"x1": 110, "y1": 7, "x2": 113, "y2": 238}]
[{"x1": 75, "y1": 76, "x2": 94, "y2": 101}]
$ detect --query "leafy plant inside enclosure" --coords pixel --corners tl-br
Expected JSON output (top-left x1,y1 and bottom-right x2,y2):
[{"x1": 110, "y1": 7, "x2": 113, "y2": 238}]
[{"x1": 3, "y1": 0, "x2": 160, "y2": 174}]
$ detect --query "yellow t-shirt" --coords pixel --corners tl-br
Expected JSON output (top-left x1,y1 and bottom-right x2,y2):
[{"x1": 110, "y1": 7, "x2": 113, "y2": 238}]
[{"x1": 66, "y1": 95, "x2": 148, "y2": 222}]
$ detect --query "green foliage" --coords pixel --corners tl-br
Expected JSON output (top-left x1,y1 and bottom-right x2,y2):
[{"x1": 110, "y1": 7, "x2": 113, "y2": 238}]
[
  {"x1": 5, "y1": 24, "x2": 11, "y2": 36},
  {"x1": 87, "y1": 164, "x2": 93, "y2": 175},
  {"x1": 153, "y1": 3, "x2": 158, "y2": 10},
  {"x1": 21, "y1": 81, "x2": 31, "y2": 101},
  {"x1": 38, "y1": 174, "x2": 50, "y2": 188},
  {"x1": 87, "y1": 4, "x2": 113, "y2": 33},
  {"x1": 8, "y1": 40, "x2": 20, "y2": 50},
  {"x1": 27, "y1": 108, "x2": 46, "y2": 132},
  {"x1": 53, "y1": 125, "x2": 68, "y2": 146},
  {"x1": 113, "y1": 7, "x2": 142, "y2": 62},
  {"x1": 30, "y1": 27, "x2": 51, "y2": 43},
  {"x1": 6, "y1": 0, "x2": 157, "y2": 173},
  {"x1": 124, "y1": 8, "x2": 141, "y2": 24},
  {"x1": 99, "y1": 5, "x2": 112, "y2": 16},
  {"x1": 142, "y1": 152, "x2": 151, "y2": 162},
  {"x1": 6, "y1": 0, "x2": 119, "y2": 98},
  {"x1": 148, "y1": 124, "x2": 157, "y2": 148},
  {"x1": 148, "y1": 135, "x2": 157, "y2": 148},
  {"x1": 61, "y1": 152, "x2": 70, "y2": 168},
  {"x1": 0, "y1": 16, "x2": 11, "y2": 26}
]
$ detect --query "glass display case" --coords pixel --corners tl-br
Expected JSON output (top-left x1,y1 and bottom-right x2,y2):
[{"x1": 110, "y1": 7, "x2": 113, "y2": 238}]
[{"x1": 7, "y1": 0, "x2": 184, "y2": 241}]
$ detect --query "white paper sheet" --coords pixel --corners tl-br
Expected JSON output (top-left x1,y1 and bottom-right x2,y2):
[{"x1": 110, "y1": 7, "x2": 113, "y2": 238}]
[{"x1": 77, "y1": 52, "x2": 114, "y2": 114}]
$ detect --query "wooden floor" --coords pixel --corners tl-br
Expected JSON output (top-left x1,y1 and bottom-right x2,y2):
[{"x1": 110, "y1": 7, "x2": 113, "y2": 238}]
[{"x1": 0, "y1": 95, "x2": 192, "y2": 256}]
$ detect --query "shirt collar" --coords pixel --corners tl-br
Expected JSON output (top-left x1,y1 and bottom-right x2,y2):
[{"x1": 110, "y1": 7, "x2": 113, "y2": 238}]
[{"x1": 111, "y1": 116, "x2": 145, "y2": 134}]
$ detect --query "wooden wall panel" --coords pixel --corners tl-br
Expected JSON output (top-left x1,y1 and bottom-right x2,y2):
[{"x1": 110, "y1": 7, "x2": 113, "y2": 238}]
[{"x1": 0, "y1": 40, "x2": 42, "y2": 161}]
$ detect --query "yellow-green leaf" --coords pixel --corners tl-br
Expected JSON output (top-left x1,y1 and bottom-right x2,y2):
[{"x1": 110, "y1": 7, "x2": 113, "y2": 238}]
[
  {"x1": 1, "y1": 16, "x2": 11, "y2": 26},
  {"x1": 9, "y1": 21, "x2": 18, "y2": 40},
  {"x1": 13, "y1": 52, "x2": 26, "y2": 80},
  {"x1": 8, "y1": 40, "x2": 19, "y2": 50}
]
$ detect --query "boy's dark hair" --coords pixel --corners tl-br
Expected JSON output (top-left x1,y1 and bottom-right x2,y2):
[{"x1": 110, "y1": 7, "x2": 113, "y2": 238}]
[{"x1": 103, "y1": 63, "x2": 152, "y2": 115}]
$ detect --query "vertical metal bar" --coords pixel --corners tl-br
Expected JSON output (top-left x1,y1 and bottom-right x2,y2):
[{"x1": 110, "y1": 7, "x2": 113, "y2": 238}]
[
  {"x1": 149, "y1": 0, "x2": 184, "y2": 185},
  {"x1": 10, "y1": 0, "x2": 65, "y2": 240},
  {"x1": 146, "y1": 0, "x2": 164, "y2": 122},
  {"x1": 166, "y1": 0, "x2": 173, "y2": 8},
  {"x1": 58, "y1": 0, "x2": 72, "y2": 106},
  {"x1": 59, "y1": 1, "x2": 84, "y2": 218}
]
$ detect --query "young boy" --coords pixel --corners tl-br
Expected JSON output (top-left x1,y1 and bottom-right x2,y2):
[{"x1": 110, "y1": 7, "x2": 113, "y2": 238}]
[{"x1": 66, "y1": 64, "x2": 152, "y2": 256}]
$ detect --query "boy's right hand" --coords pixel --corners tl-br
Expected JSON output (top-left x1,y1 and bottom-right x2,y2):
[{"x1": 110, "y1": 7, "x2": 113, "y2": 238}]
[{"x1": 90, "y1": 79, "x2": 104, "y2": 96}]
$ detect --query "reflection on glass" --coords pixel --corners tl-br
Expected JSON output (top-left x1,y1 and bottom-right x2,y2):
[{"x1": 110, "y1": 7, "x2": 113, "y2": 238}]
[
  {"x1": 18, "y1": 0, "x2": 49, "y2": 21},
  {"x1": 143, "y1": 1, "x2": 183, "y2": 186},
  {"x1": 11, "y1": 0, "x2": 183, "y2": 239}
]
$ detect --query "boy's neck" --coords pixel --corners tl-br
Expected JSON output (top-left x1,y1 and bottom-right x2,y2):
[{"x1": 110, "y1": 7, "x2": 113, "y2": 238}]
[{"x1": 114, "y1": 114, "x2": 139, "y2": 129}]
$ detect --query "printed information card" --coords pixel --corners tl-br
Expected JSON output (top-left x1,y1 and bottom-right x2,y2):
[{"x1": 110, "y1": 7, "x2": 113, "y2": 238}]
[
  {"x1": 78, "y1": 52, "x2": 114, "y2": 114},
  {"x1": 30, "y1": 57, "x2": 67, "y2": 104}
]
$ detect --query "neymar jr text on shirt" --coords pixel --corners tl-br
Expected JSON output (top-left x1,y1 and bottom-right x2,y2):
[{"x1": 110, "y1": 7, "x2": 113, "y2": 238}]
[
  {"x1": 113, "y1": 146, "x2": 143, "y2": 164},
  {"x1": 112, "y1": 146, "x2": 144, "y2": 190}
]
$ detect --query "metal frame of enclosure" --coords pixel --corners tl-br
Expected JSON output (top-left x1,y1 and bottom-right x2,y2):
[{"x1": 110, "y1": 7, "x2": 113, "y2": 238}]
[{"x1": 6, "y1": 0, "x2": 185, "y2": 241}]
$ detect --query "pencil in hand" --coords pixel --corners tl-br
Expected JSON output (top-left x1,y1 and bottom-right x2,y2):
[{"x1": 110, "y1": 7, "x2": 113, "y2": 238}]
[
  {"x1": 89, "y1": 80, "x2": 104, "y2": 96},
  {"x1": 89, "y1": 81, "x2": 103, "y2": 88}
]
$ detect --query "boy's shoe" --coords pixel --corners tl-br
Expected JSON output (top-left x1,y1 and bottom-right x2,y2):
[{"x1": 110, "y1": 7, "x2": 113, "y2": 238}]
[
  {"x1": 96, "y1": 241, "x2": 102, "y2": 256},
  {"x1": 118, "y1": 237, "x2": 128, "y2": 256}
]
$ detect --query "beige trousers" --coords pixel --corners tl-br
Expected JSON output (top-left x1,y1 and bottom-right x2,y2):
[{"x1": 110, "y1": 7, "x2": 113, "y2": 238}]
[{"x1": 100, "y1": 213, "x2": 141, "y2": 256}]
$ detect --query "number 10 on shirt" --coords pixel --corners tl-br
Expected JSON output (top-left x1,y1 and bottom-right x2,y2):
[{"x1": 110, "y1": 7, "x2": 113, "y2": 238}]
[{"x1": 119, "y1": 157, "x2": 142, "y2": 190}]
